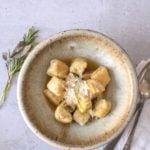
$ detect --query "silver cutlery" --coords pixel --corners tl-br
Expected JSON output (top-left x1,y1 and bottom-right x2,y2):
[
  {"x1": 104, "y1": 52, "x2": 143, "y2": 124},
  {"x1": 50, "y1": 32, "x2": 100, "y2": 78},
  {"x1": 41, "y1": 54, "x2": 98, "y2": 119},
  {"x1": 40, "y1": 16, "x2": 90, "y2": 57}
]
[{"x1": 123, "y1": 61, "x2": 150, "y2": 150}]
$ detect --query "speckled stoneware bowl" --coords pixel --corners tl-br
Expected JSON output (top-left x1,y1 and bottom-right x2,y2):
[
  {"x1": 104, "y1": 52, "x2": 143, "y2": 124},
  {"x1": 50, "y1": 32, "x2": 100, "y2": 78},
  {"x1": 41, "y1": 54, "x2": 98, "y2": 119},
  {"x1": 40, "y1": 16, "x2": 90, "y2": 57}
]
[{"x1": 17, "y1": 29, "x2": 138, "y2": 150}]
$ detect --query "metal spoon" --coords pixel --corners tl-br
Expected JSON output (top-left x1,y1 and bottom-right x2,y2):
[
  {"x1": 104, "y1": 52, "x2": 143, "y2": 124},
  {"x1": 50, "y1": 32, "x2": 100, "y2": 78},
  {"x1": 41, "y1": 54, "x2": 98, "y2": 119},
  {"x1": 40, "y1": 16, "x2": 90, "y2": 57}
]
[{"x1": 123, "y1": 61, "x2": 150, "y2": 150}]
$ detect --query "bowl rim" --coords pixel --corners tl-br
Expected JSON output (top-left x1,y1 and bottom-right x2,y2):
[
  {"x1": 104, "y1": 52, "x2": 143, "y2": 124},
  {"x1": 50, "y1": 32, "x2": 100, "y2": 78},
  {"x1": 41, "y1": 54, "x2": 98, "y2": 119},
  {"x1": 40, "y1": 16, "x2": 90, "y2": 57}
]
[{"x1": 17, "y1": 29, "x2": 138, "y2": 150}]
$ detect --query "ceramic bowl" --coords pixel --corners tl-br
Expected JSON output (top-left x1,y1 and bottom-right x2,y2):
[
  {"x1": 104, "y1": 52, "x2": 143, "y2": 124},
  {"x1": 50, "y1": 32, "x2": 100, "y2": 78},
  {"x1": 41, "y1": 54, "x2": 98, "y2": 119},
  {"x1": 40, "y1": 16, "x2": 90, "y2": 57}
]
[{"x1": 17, "y1": 29, "x2": 138, "y2": 149}]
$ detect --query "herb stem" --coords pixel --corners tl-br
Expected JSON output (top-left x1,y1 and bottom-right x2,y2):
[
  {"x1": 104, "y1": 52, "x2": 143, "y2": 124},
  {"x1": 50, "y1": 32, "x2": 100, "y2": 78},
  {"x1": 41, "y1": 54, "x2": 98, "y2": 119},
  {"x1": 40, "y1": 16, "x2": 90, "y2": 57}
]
[{"x1": 0, "y1": 79, "x2": 12, "y2": 106}]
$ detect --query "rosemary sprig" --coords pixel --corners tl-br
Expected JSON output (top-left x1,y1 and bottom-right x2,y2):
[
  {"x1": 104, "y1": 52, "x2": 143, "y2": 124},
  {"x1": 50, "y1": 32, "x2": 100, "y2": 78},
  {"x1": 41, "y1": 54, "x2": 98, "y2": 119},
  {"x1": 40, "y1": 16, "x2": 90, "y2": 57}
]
[{"x1": 0, "y1": 27, "x2": 39, "y2": 107}]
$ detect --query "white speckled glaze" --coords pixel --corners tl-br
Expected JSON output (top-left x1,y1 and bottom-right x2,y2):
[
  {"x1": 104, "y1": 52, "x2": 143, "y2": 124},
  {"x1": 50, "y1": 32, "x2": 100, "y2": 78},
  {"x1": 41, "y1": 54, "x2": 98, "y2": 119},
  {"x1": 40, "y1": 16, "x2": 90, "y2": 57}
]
[{"x1": 17, "y1": 29, "x2": 138, "y2": 150}]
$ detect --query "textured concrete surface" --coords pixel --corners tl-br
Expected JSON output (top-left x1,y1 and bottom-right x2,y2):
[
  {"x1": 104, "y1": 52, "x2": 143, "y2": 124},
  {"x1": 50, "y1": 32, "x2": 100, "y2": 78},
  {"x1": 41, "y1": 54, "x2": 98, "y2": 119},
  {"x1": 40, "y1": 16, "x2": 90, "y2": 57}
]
[{"x1": 0, "y1": 0, "x2": 150, "y2": 150}]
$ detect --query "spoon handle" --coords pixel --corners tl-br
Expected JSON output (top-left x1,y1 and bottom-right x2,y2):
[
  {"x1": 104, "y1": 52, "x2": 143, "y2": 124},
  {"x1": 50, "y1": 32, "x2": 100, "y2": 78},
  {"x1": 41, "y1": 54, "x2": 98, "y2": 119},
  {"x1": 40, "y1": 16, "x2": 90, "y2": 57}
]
[{"x1": 123, "y1": 99, "x2": 145, "y2": 150}]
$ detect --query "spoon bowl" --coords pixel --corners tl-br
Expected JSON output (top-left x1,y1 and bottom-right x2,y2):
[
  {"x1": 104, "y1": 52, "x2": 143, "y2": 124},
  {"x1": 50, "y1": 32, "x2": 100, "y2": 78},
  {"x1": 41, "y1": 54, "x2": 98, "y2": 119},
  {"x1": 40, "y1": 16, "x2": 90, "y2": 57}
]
[{"x1": 139, "y1": 62, "x2": 150, "y2": 99}]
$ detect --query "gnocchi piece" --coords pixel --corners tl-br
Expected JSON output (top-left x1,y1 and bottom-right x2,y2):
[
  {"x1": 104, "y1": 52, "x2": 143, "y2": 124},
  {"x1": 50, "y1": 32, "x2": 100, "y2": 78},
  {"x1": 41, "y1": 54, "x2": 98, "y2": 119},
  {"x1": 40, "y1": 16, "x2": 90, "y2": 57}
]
[
  {"x1": 47, "y1": 59, "x2": 69, "y2": 78},
  {"x1": 47, "y1": 76, "x2": 65, "y2": 97},
  {"x1": 55, "y1": 102, "x2": 73, "y2": 124},
  {"x1": 43, "y1": 89, "x2": 62, "y2": 106},
  {"x1": 77, "y1": 94, "x2": 92, "y2": 113},
  {"x1": 93, "y1": 99, "x2": 111, "y2": 118},
  {"x1": 86, "y1": 79, "x2": 105, "y2": 98},
  {"x1": 73, "y1": 109, "x2": 90, "y2": 126},
  {"x1": 91, "y1": 66, "x2": 111, "y2": 87},
  {"x1": 70, "y1": 58, "x2": 87, "y2": 76}
]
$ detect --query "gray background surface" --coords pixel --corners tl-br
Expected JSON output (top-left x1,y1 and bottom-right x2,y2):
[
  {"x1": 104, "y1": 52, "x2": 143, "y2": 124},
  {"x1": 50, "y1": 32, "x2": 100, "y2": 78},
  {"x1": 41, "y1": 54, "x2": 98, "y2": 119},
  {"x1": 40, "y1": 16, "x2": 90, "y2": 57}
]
[{"x1": 0, "y1": 0, "x2": 150, "y2": 150}]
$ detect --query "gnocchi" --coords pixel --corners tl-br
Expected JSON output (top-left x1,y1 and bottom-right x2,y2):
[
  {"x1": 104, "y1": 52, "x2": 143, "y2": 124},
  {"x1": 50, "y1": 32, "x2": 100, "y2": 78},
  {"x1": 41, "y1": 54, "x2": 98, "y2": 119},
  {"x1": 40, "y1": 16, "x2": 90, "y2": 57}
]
[
  {"x1": 93, "y1": 99, "x2": 111, "y2": 118},
  {"x1": 44, "y1": 58, "x2": 111, "y2": 125},
  {"x1": 47, "y1": 59, "x2": 69, "y2": 78},
  {"x1": 55, "y1": 102, "x2": 72, "y2": 123},
  {"x1": 43, "y1": 89, "x2": 62, "y2": 106},
  {"x1": 47, "y1": 76, "x2": 65, "y2": 97},
  {"x1": 70, "y1": 58, "x2": 87, "y2": 77},
  {"x1": 86, "y1": 79, "x2": 105, "y2": 98},
  {"x1": 73, "y1": 109, "x2": 90, "y2": 126},
  {"x1": 91, "y1": 66, "x2": 111, "y2": 87}
]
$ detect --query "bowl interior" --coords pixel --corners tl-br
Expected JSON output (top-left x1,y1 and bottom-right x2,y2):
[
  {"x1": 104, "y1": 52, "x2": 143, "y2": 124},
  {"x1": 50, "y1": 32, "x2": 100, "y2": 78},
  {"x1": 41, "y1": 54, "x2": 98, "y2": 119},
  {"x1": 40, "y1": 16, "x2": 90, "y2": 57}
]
[{"x1": 18, "y1": 30, "x2": 137, "y2": 149}]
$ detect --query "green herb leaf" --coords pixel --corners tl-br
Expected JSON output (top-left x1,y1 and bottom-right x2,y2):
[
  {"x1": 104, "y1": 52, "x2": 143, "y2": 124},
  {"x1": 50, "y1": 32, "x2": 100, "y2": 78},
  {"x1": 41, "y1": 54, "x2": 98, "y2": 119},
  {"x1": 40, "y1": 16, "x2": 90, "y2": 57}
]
[
  {"x1": 23, "y1": 27, "x2": 38, "y2": 45},
  {"x1": 74, "y1": 82, "x2": 84, "y2": 110}
]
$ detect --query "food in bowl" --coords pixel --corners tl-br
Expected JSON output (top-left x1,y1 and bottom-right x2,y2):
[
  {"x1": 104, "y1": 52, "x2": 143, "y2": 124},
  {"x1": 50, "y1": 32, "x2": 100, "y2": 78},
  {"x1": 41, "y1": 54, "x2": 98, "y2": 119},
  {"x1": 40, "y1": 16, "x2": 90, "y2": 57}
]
[
  {"x1": 44, "y1": 57, "x2": 111, "y2": 126},
  {"x1": 18, "y1": 30, "x2": 138, "y2": 149}
]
